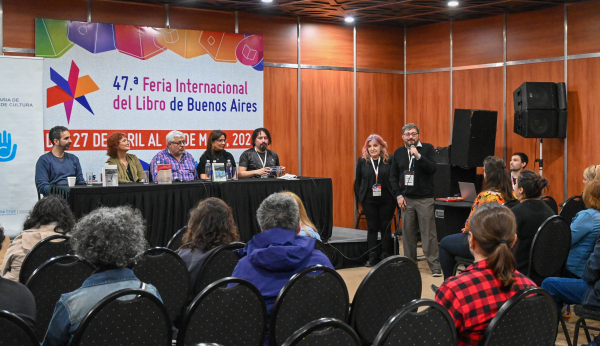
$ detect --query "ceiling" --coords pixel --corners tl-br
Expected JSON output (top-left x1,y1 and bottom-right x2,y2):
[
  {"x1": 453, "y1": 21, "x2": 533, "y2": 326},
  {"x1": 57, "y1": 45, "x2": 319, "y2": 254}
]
[{"x1": 122, "y1": 0, "x2": 590, "y2": 27}]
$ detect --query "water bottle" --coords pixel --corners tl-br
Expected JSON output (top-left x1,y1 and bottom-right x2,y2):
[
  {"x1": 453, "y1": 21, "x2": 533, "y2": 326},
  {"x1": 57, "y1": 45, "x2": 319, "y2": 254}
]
[
  {"x1": 205, "y1": 161, "x2": 212, "y2": 180},
  {"x1": 226, "y1": 159, "x2": 232, "y2": 180},
  {"x1": 212, "y1": 160, "x2": 217, "y2": 180}
]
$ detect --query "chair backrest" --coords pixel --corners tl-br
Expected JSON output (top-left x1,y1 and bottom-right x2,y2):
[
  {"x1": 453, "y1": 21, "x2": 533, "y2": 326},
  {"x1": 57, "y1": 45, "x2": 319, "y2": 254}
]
[
  {"x1": 270, "y1": 265, "x2": 350, "y2": 346},
  {"x1": 26, "y1": 255, "x2": 95, "y2": 341},
  {"x1": 70, "y1": 288, "x2": 171, "y2": 346},
  {"x1": 177, "y1": 277, "x2": 267, "y2": 346},
  {"x1": 19, "y1": 234, "x2": 71, "y2": 284},
  {"x1": 481, "y1": 287, "x2": 556, "y2": 346},
  {"x1": 167, "y1": 226, "x2": 187, "y2": 251},
  {"x1": 542, "y1": 195, "x2": 559, "y2": 215},
  {"x1": 0, "y1": 310, "x2": 39, "y2": 346},
  {"x1": 527, "y1": 215, "x2": 571, "y2": 286},
  {"x1": 349, "y1": 256, "x2": 421, "y2": 344},
  {"x1": 282, "y1": 318, "x2": 361, "y2": 346},
  {"x1": 559, "y1": 195, "x2": 586, "y2": 224},
  {"x1": 132, "y1": 247, "x2": 191, "y2": 323},
  {"x1": 372, "y1": 299, "x2": 456, "y2": 346},
  {"x1": 503, "y1": 199, "x2": 520, "y2": 209},
  {"x1": 194, "y1": 242, "x2": 245, "y2": 295}
]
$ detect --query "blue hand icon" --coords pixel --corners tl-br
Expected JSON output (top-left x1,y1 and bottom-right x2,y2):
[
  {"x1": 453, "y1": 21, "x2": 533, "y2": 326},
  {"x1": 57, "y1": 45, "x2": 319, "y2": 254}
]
[{"x1": 0, "y1": 131, "x2": 17, "y2": 162}]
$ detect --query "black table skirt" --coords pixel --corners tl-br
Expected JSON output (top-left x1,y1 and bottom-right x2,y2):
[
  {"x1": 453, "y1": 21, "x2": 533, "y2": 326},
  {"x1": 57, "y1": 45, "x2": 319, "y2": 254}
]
[{"x1": 51, "y1": 177, "x2": 333, "y2": 246}]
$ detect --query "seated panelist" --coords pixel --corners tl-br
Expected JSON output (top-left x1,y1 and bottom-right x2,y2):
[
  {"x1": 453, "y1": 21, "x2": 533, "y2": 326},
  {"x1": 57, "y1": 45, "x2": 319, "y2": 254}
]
[
  {"x1": 149, "y1": 130, "x2": 198, "y2": 182},
  {"x1": 238, "y1": 127, "x2": 284, "y2": 178},
  {"x1": 105, "y1": 132, "x2": 145, "y2": 183},
  {"x1": 196, "y1": 130, "x2": 237, "y2": 180}
]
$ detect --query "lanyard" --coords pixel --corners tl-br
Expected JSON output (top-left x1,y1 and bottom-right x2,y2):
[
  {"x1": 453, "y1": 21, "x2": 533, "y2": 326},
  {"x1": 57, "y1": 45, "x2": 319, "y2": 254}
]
[
  {"x1": 255, "y1": 148, "x2": 267, "y2": 168},
  {"x1": 370, "y1": 157, "x2": 380, "y2": 183}
]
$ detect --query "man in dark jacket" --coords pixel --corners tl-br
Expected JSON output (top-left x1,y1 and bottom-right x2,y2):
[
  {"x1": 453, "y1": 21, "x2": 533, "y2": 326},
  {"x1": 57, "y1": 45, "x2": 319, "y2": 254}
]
[{"x1": 390, "y1": 123, "x2": 441, "y2": 276}]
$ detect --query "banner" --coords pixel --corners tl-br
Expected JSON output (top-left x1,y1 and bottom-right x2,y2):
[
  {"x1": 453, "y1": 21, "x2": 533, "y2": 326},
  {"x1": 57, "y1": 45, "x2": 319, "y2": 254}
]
[
  {"x1": 37, "y1": 18, "x2": 264, "y2": 174},
  {"x1": 0, "y1": 56, "x2": 44, "y2": 237}
]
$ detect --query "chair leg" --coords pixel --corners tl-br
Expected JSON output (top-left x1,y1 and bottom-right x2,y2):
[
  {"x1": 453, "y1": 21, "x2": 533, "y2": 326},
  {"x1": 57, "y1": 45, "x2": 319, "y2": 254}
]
[
  {"x1": 452, "y1": 262, "x2": 460, "y2": 276},
  {"x1": 582, "y1": 319, "x2": 592, "y2": 343},
  {"x1": 560, "y1": 316, "x2": 573, "y2": 346},
  {"x1": 573, "y1": 317, "x2": 585, "y2": 346}
]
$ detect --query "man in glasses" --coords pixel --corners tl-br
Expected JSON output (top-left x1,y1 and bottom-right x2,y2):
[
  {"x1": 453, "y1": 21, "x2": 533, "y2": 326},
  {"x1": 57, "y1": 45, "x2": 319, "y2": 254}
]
[
  {"x1": 390, "y1": 123, "x2": 442, "y2": 277},
  {"x1": 149, "y1": 130, "x2": 198, "y2": 181}
]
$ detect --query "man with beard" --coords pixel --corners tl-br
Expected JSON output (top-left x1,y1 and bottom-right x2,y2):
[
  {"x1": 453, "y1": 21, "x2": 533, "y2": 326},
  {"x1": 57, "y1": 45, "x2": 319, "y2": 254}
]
[
  {"x1": 35, "y1": 126, "x2": 85, "y2": 195},
  {"x1": 238, "y1": 127, "x2": 283, "y2": 178},
  {"x1": 390, "y1": 123, "x2": 442, "y2": 276},
  {"x1": 509, "y1": 152, "x2": 528, "y2": 189}
]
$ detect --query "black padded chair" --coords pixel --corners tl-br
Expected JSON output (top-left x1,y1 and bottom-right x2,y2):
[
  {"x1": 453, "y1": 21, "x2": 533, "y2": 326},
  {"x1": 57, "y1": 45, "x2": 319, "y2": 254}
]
[
  {"x1": 132, "y1": 247, "x2": 190, "y2": 324},
  {"x1": 270, "y1": 265, "x2": 349, "y2": 346},
  {"x1": 167, "y1": 226, "x2": 187, "y2": 251},
  {"x1": 177, "y1": 277, "x2": 267, "y2": 346},
  {"x1": 542, "y1": 195, "x2": 559, "y2": 215},
  {"x1": 453, "y1": 256, "x2": 475, "y2": 275},
  {"x1": 194, "y1": 242, "x2": 245, "y2": 296},
  {"x1": 527, "y1": 215, "x2": 571, "y2": 286},
  {"x1": 19, "y1": 234, "x2": 71, "y2": 284},
  {"x1": 503, "y1": 199, "x2": 520, "y2": 209},
  {"x1": 569, "y1": 304, "x2": 600, "y2": 346},
  {"x1": 372, "y1": 299, "x2": 456, "y2": 346},
  {"x1": 349, "y1": 255, "x2": 421, "y2": 344},
  {"x1": 26, "y1": 255, "x2": 95, "y2": 341},
  {"x1": 69, "y1": 288, "x2": 171, "y2": 346},
  {"x1": 282, "y1": 318, "x2": 360, "y2": 346},
  {"x1": 559, "y1": 195, "x2": 586, "y2": 225},
  {"x1": 0, "y1": 310, "x2": 39, "y2": 346},
  {"x1": 480, "y1": 287, "x2": 556, "y2": 346}
]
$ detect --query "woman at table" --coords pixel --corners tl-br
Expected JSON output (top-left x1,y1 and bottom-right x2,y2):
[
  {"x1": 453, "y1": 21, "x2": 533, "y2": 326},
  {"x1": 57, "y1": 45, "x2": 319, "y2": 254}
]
[
  {"x1": 105, "y1": 132, "x2": 145, "y2": 183},
  {"x1": 197, "y1": 130, "x2": 237, "y2": 180},
  {"x1": 355, "y1": 134, "x2": 396, "y2": 267}
]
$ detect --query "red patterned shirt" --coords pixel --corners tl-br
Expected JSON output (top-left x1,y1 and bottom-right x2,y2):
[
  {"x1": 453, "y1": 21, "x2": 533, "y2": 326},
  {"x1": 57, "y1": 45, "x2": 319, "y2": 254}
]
[{"x1": 435, "y1": 260, "x2": 536, "y2": 346}]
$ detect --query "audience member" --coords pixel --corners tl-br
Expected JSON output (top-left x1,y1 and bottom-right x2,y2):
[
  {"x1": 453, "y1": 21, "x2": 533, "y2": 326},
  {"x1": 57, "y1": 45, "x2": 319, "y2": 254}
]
[
  {"x1": 2, "y1": 196, "x2": 76, "y2": 282},
  {"x1": 583, "y1": 165, "x2": 600, "y2": 186},
  {"x1": 280, "y1": 191, "x2": 321, "y2": 240},
  {"x1": 105, "y1": 132, "x2": 146, "y2": 183},
  {"x1": 42, "y1": 206, "x2": 161, "y2": 346},
  {"x1": 0, "y1": 224, "x2": 37, "y2": 330},
  {"x1": 436, "y1": 203, "x2": 536, "y2": 346},
  {"x1": 238, "y1": 128, "x2": 284, "y2": 178},
  {"x1": 196, "y1": 130, "x2": 237, "y2": 179},
  {"x1": 149, "y1": 130, "x2": 198, "y2": 182},
  {"x1": 509, "y1": 152, "x2": 528, "y2": 189}
]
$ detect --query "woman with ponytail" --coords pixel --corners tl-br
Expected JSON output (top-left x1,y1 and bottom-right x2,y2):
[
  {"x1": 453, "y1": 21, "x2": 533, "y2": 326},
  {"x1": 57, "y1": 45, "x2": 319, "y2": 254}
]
[{"x1": 436, "y1": 203, "x2": 536, "y2": 346}]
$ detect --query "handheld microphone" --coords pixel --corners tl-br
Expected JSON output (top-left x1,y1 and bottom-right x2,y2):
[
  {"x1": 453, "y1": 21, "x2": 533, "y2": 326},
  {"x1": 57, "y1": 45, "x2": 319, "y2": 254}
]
[{"x1": 410, "y1": 145, "x2": 416, "y2": 158}]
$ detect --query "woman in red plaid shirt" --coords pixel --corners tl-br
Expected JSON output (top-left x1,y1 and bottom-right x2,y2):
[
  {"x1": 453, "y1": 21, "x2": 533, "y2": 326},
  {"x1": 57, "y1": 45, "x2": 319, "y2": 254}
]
[{"x1": 435, "y1": 203, "x2": 537, "y2": 346}]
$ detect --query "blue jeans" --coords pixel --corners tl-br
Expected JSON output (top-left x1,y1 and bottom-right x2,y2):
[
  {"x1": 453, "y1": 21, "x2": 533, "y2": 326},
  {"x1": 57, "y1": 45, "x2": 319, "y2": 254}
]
[
  {"x1": 439, "y1": 232, "x2": 473, "y2": 279},
  {"x1": 541, "y1": 277, "x2": 589, "y2": 318}
]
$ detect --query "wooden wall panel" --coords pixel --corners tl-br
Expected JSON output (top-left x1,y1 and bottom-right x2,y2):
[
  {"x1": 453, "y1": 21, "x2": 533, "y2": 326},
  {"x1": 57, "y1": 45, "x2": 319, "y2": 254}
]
[
  {"x1": 91, "y1": 0, "x2": 166, "y2": 27},
  {"x1": 453, "y1": 68, "x2": 504, "y2": 158},
  {"x1": 300, "y1": 21, "x2": 354, "y2": 67},
  {"x1": 3, "y1": 0, "x2": 87, "y2": 49},
  {"x1": 238, "y1": 13, "x2": 297, "y2": 64},
  {"x1": 169, "y1": 7, "x2": 235, "y2": 33},
  {"x1": 301, "y1": 70, "x2": 354, "y2": 228},
  {"x1": 453, "y1": 16, "x2": 503, "y2": 67},
  {"x1": 568, "y1": 1, "x2": 600, "y2": 56},
  {"x1": 406, "y1": 22, "x2": 450, "y2": 71},
  {"x1": 507, "y1": 6, "x2": 564, "y2": 62},
  {"x1": 356, "y1": 25, "x2": 403, "y2": 70},
  {"x1": 567, "y1": 58, "x2": 600, "y2": 198},
  {"x1": 264, "y1": 67, "x2": 299, "y2": 176},
  {"x1": 406, "y1": 72, "x2": 451, "y2": 148},
  {"x1": 506, "y1": 61, "x2": 564, "y2": 202}
]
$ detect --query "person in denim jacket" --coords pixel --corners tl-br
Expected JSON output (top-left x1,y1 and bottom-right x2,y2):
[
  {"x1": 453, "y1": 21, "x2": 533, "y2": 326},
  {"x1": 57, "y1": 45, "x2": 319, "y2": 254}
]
[{"x1": 41, "y1": 206, "x2": 161, "y2": 346}]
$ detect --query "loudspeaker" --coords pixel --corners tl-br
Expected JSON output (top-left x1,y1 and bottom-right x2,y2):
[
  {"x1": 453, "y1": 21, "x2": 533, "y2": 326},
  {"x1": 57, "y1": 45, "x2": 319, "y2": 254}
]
[
  {"x1": 514, "y1": 109, "x2": 566, "y2": 138},
  {"x1": 435, "y1": 146, "x2": 450, "y2": 164},
  {"x1": 450, "y1": 109, "x2": 498, "y2": 167},
  {"x1": 557, "y1": 82, "x2": 567, "y2": 110},
  {"x1": 513, "y1": 82, "x2": 558, "y2": 111},
  {"x1": 433, "y1": 164, "x2": 477, "y2": 199}
]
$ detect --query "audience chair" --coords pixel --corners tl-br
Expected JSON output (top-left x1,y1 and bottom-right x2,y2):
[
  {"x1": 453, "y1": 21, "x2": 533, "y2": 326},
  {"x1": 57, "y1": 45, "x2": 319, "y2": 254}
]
[
  {"x1": 19, "y1": 234, "x2": 71, "y2": 284},
  {"x1": 569, "y1": 304, "x2": 600, "y2": 346},
  {"x1": 282, "y1": 318, "x2": 360, "y2": 346},
  {"x1": 559, "y1": 195, "x2": 586, "y2": 225},
  {"x1": 193, "y1": 242, "x2": 245, "y2": 296},
  {"x1": 167, "y1": 226, "x2": 187, "y2": 251},
  {"x1": 372, "y1": 299, "x2": 456, "y2": 346},
  {"x1": 453, "y1": 256, "x2": 475, "y2": 276},
  {"x1": 132, "y1": 247, "x2": 190, "y2": 324},
  {"x1": 69, "y1": 288, "x2": 171, "y2": 346},
  {"x1": 177, "y1": 277, "x2": 267, "y2": 346},
  {"x1": 480, "y1": 287, "x2": 556, "y2": 346},
  {"x1": 26, "y1": 255, "x2": 95, "y2": 341},
  {"x1": 270, "y1": 265, "x2": 349, "y2": 346},
  {"x1": 0, "y1": 310, "x2": 39, "y2": 346},
  {"x1": 527, "y1": 215, "x2": 571, "y2": 286},
  {"x1": 503, "y1": 199, "x2": 520, "y2": 209},
  {"x1": 542, "y1": 195, "x2": 559, "y2": 215},
  {"x1": 354, "y1": 180, "x2": 367, "y2": 229},
  {"x1": 349, "y1": 255, "x2": 421, "y2": 344}
]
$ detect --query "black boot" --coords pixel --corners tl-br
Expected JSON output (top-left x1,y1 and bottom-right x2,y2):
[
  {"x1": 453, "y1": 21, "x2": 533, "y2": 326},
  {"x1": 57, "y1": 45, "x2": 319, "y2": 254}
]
[{"x1": 365, "y1": 251, "x2": 378, "y2": 267}]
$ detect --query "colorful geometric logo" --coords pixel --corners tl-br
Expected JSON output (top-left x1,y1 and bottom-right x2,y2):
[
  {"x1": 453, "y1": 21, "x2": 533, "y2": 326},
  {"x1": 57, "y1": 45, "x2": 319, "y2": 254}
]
[{"x1": 47, "y1": 60, "x2": 100, "y2": 124}]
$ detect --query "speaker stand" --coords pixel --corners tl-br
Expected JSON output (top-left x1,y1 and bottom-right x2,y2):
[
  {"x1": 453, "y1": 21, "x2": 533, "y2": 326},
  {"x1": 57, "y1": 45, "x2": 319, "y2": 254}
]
[{"x1": 535, "y1": 138, "x2": 544, "y2": 177}]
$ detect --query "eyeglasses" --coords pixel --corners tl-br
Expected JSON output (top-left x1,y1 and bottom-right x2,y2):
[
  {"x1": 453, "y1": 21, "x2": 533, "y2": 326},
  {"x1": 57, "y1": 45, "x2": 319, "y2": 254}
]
[
  {"x1": 403, "y1": 132, "x2": 419, "y2": 138},
  {"x1": 171, "y1": 141, "x2": 187, "y2": 146},
  {"x1": 216, "y1": 139, "x2": 227, "y2": 143}
]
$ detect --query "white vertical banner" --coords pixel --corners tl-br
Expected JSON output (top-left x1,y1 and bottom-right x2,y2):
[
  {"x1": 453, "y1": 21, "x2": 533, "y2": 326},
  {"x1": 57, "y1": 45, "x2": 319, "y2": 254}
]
[{"x1": 0, "y1": 56, "x2": 44, "y2": 237}]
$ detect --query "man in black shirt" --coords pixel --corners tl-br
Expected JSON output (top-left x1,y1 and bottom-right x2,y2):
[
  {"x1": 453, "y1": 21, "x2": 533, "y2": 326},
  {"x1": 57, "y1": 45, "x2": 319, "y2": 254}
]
[
  {"x1": 390, "y1": 123, "x2": 442, "y2": 276},
  {"x1": 238, "y1": 128, "x2": 283, "y2": 178}
]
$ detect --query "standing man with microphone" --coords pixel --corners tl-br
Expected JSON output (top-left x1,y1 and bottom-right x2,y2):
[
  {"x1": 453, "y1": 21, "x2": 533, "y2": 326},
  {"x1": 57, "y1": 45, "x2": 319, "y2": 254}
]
[{"x1": 390, "y1": 123, "x2": 442, "y2": 276}]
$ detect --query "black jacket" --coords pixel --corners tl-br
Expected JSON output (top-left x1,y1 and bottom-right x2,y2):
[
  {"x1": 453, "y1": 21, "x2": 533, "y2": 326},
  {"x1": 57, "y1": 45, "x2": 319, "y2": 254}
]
[
  {"x1": 389, "y1": 142, "x2": 437, "y2": 199},
  {"x1": 354, "y1": 157, "x2": 394, "y2": 203}
]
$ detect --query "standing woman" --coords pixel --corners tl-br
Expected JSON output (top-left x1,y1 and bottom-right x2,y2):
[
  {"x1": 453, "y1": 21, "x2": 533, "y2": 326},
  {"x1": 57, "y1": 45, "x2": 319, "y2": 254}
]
[
  {"x1": 197, "y1": 130, "x2": 236, "y2": 179},
  {"x1": 355, "y1": 134, "x2": 396, "y2": 267},
  {"x1": 106, "y1": 132, "x2": 145, "y2": 183}
]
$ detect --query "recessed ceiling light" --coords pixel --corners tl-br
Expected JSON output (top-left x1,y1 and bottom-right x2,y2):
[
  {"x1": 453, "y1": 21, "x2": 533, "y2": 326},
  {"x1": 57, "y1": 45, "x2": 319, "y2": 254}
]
[
  {"x1": 448, "y1": 1, "x2": 459, "y2": 7},
  {"x1": 261, "y1": 0, "x2": 273, "y2": 3},
  {"x1": 344, "y1": 16, "x2": 355, "y2": 23}
]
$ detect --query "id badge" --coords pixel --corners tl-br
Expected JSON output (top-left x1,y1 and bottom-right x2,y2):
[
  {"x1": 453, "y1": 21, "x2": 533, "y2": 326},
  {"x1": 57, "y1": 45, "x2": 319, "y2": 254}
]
[
  {"x1": 404, "y1": 171, "x2": 415, "y2": 186},
  {"x1": 372, "y1": 184, "x2": 382, "y2": 197}
]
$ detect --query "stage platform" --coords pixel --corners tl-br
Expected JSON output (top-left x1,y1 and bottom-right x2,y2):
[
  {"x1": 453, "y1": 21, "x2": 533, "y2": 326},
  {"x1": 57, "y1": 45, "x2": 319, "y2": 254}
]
[{"x1": 317, "y1": 227, "x2": 381, "y2": 269}]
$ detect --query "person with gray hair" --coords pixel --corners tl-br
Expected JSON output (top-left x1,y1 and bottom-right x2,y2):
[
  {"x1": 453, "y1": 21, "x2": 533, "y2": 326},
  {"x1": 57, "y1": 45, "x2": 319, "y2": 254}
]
[
  {"x1": 231, "y1": 193, "x2": 333, "y2": 316},
  {"x1": 42, "y1": 206, "x2": 161, "y2": 346},
  {"x1": 149, "y1": 130, "x2": 198, "y2": 181}
]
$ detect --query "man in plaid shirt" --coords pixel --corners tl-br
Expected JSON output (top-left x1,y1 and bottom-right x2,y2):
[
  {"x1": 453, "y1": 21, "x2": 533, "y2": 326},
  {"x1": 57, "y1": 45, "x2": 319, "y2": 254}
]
[{"x1": 149, "y1": 130, "x2": 199, "y2": 182}]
